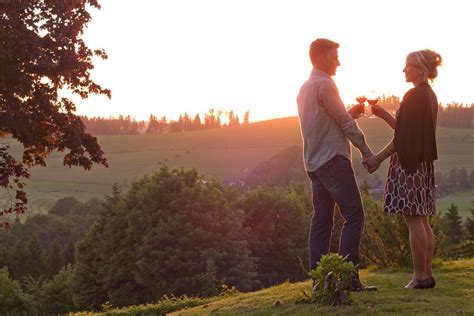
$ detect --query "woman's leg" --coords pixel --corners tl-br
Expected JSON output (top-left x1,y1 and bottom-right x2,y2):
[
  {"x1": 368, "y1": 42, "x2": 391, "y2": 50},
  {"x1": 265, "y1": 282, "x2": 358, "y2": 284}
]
[
  {"x1": 422, "y1": 217, "x2": 435, "y2": 278},
  {"x1": 404, "y1": 214, "x2": 429, "y2": 287}
]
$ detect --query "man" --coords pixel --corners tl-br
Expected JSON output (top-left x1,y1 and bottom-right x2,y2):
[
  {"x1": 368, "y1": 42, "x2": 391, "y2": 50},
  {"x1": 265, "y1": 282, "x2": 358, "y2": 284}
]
[{"x1": 296, "y1": 38, "x2": 377, "y2": 291}]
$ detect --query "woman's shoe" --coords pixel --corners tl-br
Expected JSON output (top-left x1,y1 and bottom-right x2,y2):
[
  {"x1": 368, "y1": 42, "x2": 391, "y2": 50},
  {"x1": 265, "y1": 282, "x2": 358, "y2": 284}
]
[
  {"x1": 413, "y1": 278, "x2": 433, "y2": 289},
  {"x1": 404, "y1": 278, "x2": 420, "y2": 289},
  {"x1": 426, "y1": 276, "x2": 436, "y2": 289}
]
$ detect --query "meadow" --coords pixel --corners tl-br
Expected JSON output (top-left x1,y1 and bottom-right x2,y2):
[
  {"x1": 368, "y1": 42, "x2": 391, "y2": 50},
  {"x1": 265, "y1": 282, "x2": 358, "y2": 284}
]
[{"x1": 1, "y1": 117, "x2": 472, "y2": 216}]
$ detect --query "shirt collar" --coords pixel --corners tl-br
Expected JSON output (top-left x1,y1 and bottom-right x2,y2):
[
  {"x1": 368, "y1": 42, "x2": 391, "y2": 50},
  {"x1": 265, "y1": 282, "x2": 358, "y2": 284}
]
[{"x1": 310, "y1": 68, "x2": 331, "y2": 79}]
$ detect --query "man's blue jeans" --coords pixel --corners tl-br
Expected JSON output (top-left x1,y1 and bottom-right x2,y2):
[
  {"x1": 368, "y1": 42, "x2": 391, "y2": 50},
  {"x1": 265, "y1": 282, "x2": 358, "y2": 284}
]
[{"x1": 307, "y1": 155, "x2": 365, "y2": 270}]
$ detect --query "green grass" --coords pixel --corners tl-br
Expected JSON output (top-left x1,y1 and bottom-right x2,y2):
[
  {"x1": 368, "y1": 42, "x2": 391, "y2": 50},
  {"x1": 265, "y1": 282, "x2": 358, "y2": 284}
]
[
  {"x1": 2, "y1": 117, "x2": 472, "y2": 216},
  {"x1": 173, "y1": 259, "x2": 474, "y2": 315},
  {"x1": 437, "y1": 190, "x2": 474, "y2": 218},
  {"x1": 73, "y1": 259, "x2": 474, "y2": 315}
]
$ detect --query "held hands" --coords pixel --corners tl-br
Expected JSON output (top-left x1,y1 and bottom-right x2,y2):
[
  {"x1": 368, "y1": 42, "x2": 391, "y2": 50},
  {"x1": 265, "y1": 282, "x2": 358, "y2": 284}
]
[{"x1": 363, "y1": 154, "x2": 381, "y2": 174}]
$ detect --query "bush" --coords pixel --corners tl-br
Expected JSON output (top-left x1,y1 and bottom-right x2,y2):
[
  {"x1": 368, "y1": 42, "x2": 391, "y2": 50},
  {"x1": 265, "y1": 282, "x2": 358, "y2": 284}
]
[
  {"x1": 309, "y1": 253, "x2": 355, "y2": 306},
  {"x1": 438, "y1": 241, "x2": 474, "y2": 260},
  {"x1": 0, "y1": 267, "x2": 29, "y2": 314},
  {"x1": 360, "y1": 192, "x2": 443, "y2": 268},
  {"x1": 40, "y1": 265, "x2": 76, "y2": 314},
  {"x1": 239, "y1": 184, "x2": 312, "y2": 286}
]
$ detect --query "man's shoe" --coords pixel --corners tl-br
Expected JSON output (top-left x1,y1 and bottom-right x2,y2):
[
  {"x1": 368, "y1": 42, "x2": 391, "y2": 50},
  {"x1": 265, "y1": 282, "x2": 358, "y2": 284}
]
[{"x1": 351, "y1": 273, "x2": 377, "y2": 292}]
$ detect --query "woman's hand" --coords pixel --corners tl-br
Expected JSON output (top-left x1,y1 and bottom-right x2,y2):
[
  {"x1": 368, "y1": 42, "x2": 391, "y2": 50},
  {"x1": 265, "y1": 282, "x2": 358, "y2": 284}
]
[{"x1": 370, "y1": 104, "x2": 387, "y2": 119}]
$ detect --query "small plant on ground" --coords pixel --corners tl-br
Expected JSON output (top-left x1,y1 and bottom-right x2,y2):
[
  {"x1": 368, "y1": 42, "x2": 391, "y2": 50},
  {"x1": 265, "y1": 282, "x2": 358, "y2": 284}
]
[{"x1": 309, "y1": 253, "x2": 355, "y2": 306}]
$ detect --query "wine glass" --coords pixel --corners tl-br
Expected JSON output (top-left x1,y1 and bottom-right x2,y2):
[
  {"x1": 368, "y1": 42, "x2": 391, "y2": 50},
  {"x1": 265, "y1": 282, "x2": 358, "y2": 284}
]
[
  {"x1": 366, "y1": 91, "x2": 380, "y2": 116},
  {"x1": 354, "y1": 96, "x2": 367, "y2": 117}
]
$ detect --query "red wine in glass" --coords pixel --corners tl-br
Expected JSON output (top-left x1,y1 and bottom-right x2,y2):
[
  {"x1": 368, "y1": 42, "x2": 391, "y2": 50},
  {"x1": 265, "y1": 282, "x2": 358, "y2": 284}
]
[
  {"x1": 355, "y1": 96, "x2": 367, "y2": 116},
  {"x1": 356, "y1": 96, "x2": 367, "y2": 104},
  {"x1": 367, "y1": 98, "x2": 379, "y2": 116},
  {"x1": 367, "y1": 99, "x2": 379, "y2": 106}
]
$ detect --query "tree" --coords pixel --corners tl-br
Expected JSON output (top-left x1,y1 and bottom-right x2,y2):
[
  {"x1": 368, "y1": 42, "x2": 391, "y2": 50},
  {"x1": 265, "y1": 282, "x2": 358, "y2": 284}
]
[
  {"x1": 458, "y1": 168, "x2": 470, "y2": 188},
  {"x1": 45, "y1": 242, "x2": 64, "y2": 278},
  {"x1": 74, "y1": 168, "x2": 259, "y2": 308},
  {"x1": 464, "y1": 208, "x2": 474, "y2": 240},
  {"x1": 227, "y1": 110, "x2": 240, "y2": 126},
  {"x1": 469, "y1": 170, "x2": 474, "y2": 188},
  {"x1": 146, "y1": 114, "x2": 155, "y2": 134},
  {"x1": 40, "y1": 265, "x2": 76, "y2": 314},
  {"x1": 26, "y1": 235, "x2": 47, "y2": 279},
  {"x1": 441, "y1": 204, "x2": 465, "y2": 245},
  {"x1": 182, "y1": 113, "x2": 192, "y2": 131},
  {"x1": 243, "y1": 110, "x2": 250, "y2": 125},
  {"x1": 239, "y1": 185, "x2": 311, "y2": 286},
  {"x1": 0, "y1": 197, "x2": 102, "y2": 282},
  {"x1": 0, "y1": 267, "x2": 29, "y2": 314},
  {"x1": 0, "y1": 0, "x2": 109, "y2": 223},
  {"x1": 146, "y1": 114, "x2": 160, "y2": 134},
  {"x1": 193, "y1": 114, "x2": 202, "y2": 130},
  {"x1": 446, "y1": 168, "x2": 459, "y2": 188},
  {"x1": 48, "y1": 197, "x2": 81, "y2": 217}
]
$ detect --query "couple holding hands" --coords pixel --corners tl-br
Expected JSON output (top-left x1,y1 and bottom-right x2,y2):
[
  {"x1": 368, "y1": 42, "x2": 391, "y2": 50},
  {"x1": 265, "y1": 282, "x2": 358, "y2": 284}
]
[{"x1": 297, "y1": 38, "x2": 442, "y2": 290}]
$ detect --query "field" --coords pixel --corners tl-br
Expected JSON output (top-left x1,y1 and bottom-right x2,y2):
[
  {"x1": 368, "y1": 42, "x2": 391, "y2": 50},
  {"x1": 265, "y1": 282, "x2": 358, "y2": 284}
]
[
  {"x1": 437, "y1": 190, "x2": 473, "y2": 218},
  {"x1": 72, "y1": 259, "x2": 474, "y2": 315},
  {"x1": 1, "y1": 117, "x2": 473, "y2": 216}
]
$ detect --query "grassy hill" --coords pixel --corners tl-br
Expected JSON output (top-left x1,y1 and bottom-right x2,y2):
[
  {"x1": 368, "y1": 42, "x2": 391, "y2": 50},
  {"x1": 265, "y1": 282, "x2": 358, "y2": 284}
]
[
  {"x1": 72, "y1": 259, "x2": 473, "y2": 315},
  {"x1": 1, "y1": 117, "x2": 473, "y2": 216}
]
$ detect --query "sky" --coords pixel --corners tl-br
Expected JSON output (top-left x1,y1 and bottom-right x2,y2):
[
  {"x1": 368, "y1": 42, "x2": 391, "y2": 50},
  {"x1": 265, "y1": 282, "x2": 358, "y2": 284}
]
[{"x1": 75, "y1": 0, "x2": 474, "y2": 122}]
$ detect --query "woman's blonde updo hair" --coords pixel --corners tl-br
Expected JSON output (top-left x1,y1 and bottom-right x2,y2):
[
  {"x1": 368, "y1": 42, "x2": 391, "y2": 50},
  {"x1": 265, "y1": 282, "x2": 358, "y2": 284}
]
[{"x1": 406, "y1": 49, "x2": 443, "y2": 81}]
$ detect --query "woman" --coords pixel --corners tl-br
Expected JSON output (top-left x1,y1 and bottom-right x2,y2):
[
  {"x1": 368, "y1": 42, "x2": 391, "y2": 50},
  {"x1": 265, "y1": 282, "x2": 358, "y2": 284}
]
[{"x1": 365, "y1": 49, "x2": 442, "y2": 289}]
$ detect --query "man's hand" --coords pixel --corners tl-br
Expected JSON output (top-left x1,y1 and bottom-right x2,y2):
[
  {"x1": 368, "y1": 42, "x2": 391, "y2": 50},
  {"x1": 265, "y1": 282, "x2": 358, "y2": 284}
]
[
  {"x1": 348, "y1": 104, "x2": 364, "y2": 119},
  {"x1": 363, "y1": 155, "x2": 381, "y2": 174}
]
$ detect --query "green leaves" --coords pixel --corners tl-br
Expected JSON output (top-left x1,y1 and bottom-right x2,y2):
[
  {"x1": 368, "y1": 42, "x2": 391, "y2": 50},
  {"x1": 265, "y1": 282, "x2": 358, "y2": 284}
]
[
  {"x1": 309, "y1": 253, "x2": 355, "y2": 306},
  {"x1": 73, "y1": 167, "x2": 259, "y2": 308},
  {"x1": 1, "y1": 0, "x2": 108, "y2": 220}
]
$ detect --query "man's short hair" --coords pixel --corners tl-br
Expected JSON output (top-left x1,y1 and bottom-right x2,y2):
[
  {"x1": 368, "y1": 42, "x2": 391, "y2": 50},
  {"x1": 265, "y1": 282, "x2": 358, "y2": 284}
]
[{"x1": 309, "y1": 38, "x2": 339, "y2": 66}]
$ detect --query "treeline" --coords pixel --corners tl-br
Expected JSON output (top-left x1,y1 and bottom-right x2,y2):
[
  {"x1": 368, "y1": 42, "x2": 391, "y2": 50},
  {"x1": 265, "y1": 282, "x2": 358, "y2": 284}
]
[
  {"x1": 80, "y1": 115, "x2": 145, "y2": 135},
  {"x1": 436, "y1": 167, "x2": 474, "y2": 197},
  {"x1": 81, "y1": 102, "x2": 472, "y2": 136},
  {"x1": 438, "y1": 103, "x2": 474, "y2": 129},
  {"x1": 0, "y1": 198, "x2": 102, "y2": 280},
  {"x1": 378, "y1": 96, "x2": 474, "y2": 128},
  {"x1": 1, "y1": 167, "x2": 473, "y2": 313},
  {"x1": 81, "y1": 109, "x2": 250, "y2": 135}
]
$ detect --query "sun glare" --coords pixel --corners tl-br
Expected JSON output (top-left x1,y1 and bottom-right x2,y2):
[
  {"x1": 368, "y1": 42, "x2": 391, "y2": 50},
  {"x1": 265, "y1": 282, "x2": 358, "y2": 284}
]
[{"x1": 77, "y1": 0, "x2": 474, "y2": 122}]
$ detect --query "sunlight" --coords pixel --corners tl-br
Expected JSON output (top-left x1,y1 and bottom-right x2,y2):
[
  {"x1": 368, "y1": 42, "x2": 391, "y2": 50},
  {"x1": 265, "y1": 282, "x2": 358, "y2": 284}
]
[{"x1": 77, "y1": 0, "x2": 474, "y2": 121}]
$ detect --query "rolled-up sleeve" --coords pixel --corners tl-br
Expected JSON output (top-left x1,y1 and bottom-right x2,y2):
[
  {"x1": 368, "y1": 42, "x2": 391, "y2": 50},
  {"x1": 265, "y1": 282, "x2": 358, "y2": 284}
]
[{"x1": 320, "y1": 80, "x2": 372, "y2": 157}]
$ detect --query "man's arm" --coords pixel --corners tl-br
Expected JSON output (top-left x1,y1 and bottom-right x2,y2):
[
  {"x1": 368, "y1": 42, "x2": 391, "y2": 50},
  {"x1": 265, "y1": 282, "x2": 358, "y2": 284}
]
[{"x1": 320, "y1": 80, "x2": 373, "y2": 157}]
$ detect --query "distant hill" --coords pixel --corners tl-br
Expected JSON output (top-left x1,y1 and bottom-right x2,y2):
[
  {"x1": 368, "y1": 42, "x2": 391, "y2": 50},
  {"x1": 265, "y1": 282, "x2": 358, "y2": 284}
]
[
  {"x1": 1, "y1": 116, "x2": 472, "y2": 216},
  {"x1": 244, "y1": 145, "x2": 306, "y2": 187}
]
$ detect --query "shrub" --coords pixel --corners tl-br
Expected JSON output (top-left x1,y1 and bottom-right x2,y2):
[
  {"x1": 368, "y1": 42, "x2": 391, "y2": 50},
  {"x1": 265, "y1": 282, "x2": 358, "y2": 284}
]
[
  {"x1": 360, "y1": 192, "x2": 443, "y2": 268},
  {"x1": 309, "y1": 253, "x2": 355, "y2": 306},
  {"x1": 0, "y1": 267, "x2": 29, "y2": 314}
]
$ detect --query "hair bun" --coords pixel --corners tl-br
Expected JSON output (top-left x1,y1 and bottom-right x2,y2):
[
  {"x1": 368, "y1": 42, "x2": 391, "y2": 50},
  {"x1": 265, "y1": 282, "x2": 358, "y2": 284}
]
[{"x1": 421, "y1": 49, "x2": 442, "y2": 80}]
